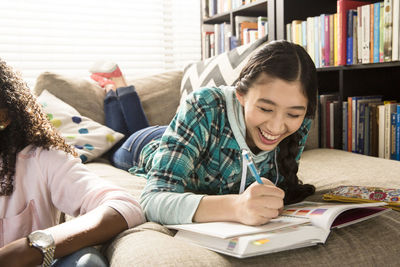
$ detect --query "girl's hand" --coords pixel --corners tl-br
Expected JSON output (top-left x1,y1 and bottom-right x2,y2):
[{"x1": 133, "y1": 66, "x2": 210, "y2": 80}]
[{"x1": 234, "y1": 178, "x2": 285, "y2": 225}]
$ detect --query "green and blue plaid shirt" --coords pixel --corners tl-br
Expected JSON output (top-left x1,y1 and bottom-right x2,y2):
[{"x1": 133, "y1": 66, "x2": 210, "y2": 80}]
[{"x1": 132, "y1": 87, "x2": 312, "y2": 224}]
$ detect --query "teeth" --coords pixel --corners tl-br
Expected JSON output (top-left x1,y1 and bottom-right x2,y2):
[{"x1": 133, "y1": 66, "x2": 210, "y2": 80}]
[{"x1": 260, "y1": 129, "x2": 280, "y2": 140}]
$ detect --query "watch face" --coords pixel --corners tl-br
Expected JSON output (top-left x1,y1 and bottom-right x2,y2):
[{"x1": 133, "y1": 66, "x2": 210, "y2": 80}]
[{"x1": 29, "y1": 231, "x2": 55, "y2": 248}]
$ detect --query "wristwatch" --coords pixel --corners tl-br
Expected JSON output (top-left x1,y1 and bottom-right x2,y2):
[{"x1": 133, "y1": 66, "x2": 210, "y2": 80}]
[{"x1": 27, "y1": 230, "x2": 55, "y2": 267}]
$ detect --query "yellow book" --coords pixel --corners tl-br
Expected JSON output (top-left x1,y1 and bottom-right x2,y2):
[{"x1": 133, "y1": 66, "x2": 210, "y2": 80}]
[{"x1": 334, "y1": 13, "x2": 338, "y2": 66}]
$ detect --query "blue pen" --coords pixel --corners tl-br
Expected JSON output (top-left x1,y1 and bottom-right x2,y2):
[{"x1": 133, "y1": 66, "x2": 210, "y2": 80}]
[{"x1": 242, "y1": 149, "x2": 263, "y2": 184}]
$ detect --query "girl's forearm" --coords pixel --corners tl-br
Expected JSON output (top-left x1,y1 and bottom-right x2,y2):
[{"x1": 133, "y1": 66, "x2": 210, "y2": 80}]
[
  {"x1": 193, "y1": 194, "x2": 239, "y2": 223},
  {"x1": 0, "y1": 206, "x2": 128, "y2": 266}
]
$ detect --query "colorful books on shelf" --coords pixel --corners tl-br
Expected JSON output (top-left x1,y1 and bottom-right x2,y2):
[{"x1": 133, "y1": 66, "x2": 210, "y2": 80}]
[
  {"x1": 166, "y1": 201, "x2": 389, "y2": 258},
  {"x1": 284, "y1": 0, "x2": 400, "y2": 66}
]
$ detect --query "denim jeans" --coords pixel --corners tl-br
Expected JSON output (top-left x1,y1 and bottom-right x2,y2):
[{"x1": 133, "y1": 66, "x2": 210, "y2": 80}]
[
  {"x1": 112, "y1": 125, "x2": 167, "y2": 171},
  {"x1": 104, "y1": 85, "x2": 167, "y2": 170},
  {"x1": 104, "y1": 85, "x2": 149, "y2": 139},
  {"x1": 52, "y1": 247, "x2": 108, "y2": 267}
]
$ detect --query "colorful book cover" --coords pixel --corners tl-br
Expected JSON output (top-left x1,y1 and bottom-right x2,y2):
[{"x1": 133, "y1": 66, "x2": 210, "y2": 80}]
[
  {"x1": 325, "y1": 15, "x2": 330, "y2": 66},
  {"x1": 347, "y1": 10, "x2": 355, "y2": 65},
  {"x1": 380, "y1": 2, "x2": 385, "y2": 62},
  {"x1": 373, "y1": 2, "x2": 380, "y2": 63},
  {"x1": 337, "y1": 0, "x2": 371, "y2": 65}
]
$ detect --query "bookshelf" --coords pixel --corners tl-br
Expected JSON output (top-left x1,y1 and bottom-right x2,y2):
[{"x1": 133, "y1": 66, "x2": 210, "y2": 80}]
[{"x1": 201, "y1": 0, "x2": 400, "y2": 159}]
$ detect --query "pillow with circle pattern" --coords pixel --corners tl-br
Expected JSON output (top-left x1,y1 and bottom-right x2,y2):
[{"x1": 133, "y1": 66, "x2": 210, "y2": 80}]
[{"x1": 37, "y1": 90, "x2": 124, "y2": 163}]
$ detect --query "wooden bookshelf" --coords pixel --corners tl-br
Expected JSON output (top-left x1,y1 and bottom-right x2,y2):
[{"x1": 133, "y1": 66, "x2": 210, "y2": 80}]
[{"x1": 201, "y1": 0, "x2": 400, "y2": 157}]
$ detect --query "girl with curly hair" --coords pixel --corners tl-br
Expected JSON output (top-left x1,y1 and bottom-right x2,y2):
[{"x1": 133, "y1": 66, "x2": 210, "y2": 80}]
[
  {"x1": 93, "y1": 40, "x2": 317, "y2": 226},
  {"x1": 0, "y1": 59, "x2": 145, "y2": 266}
]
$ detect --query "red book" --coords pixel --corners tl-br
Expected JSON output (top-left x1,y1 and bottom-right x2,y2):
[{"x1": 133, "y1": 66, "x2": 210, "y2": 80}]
[
  {"x1": 347, "y1": 96, "x2": 353, "y2": 152},
  {"x1": 337, "y1": 0, "x2": 371, "y2": 65}
]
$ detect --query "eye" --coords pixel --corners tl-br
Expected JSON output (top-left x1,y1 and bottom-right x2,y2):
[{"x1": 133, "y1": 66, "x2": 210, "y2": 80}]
[
  {"x1": 259, "y1": 107, "x2": 272, "y2": 112},
  {"x1": 288, "y1": 114, "x2": 301, "y2": 118}
]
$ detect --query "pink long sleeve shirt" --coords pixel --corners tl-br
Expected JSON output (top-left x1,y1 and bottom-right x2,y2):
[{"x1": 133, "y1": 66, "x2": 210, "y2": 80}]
[{"x1": 0, "y1": 145, "x2": 145, "y2": 247}]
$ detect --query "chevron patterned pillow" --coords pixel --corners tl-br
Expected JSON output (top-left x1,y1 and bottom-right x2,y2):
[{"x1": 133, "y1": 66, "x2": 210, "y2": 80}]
[{"x1": 179, "y1": 35, "x2": 268, "y2": 106}]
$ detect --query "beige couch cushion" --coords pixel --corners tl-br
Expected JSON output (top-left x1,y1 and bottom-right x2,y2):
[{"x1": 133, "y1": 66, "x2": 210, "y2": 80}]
[
  {"x1": 34, "y1": 72, "x2": 105, "y2": 124},
  {"x1": 34, "y1": 70, "x2": 183, "y2": 129},
  {"x1": 127, "y1": 70, "x2": 183, "y2": 126}
]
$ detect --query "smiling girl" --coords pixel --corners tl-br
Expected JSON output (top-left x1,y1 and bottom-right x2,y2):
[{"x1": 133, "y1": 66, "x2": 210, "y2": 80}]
[{"x1": 114, "y1": 40, "x2": 318, "y2": 226}]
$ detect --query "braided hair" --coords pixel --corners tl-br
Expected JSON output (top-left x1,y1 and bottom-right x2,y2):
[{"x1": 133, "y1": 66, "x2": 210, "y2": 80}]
[
  {"x1": 0, "y1": 59, "x2": 77, "y2": 196},
  {"x1": 236, "y1": 40, "x2": 318, "y2": 204}
]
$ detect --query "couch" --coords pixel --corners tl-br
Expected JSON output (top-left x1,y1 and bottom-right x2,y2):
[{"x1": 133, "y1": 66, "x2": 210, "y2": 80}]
[{"x1": 33, "y1": 67, "x2": 400, "y2": 265}]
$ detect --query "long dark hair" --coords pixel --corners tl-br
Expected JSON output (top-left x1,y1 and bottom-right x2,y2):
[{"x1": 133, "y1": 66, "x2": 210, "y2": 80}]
[
  {"x1": 0, "y1": 59, "x2": 76, "y2": 196},
  {"x1": 236, "y1": 40, "x2": 318, "y2": 204}
]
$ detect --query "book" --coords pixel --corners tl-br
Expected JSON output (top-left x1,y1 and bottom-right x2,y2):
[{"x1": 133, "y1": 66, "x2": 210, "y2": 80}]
[
  {"x1": 361, "y1": 4, "x2": 371, "y2": 63},
  {"x1": 383, "y1": 0, "x2": 393, "y2": 62},
  {"x1": 337, "y1": 0, "x2": 371, "y2": 65},
  {"x1": 323, "y1": 185, "x2": 400, "y2": 210},
  {"x1": 392, "y1": 0, "x2": 400, "y2": 61},
  {"x1": 319, "y1": 94, "x2": 338, "y2": 148},
  {"x1": 166, "y1": 201, "x2": 389, "y2": 258},
  {"x1": 373, "y1": 2, "x2": 381, "y2": 63},
  {"x1": 378, "y1": 104, "x2": 386, "y2": 158},
  {"x1": 385, "y1": 102, "x2": 398, "y2": 158}
]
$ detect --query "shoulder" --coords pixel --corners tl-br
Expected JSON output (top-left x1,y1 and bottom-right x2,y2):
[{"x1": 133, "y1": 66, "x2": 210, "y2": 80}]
[
  {"x1": 186, "y1": 87, "x2": 226, "y2": 107},
  {"x1": 18, "y1": 145, "x2": 78, "y2": 166}
]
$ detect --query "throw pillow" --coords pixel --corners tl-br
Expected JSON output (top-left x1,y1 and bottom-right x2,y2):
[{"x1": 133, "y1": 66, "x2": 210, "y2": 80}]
[
  {"x1": 34, "y1": 72, "x2": 105, "y2": 125},
  {"x1": 179, "y1": 35, "x2": 268, "y2": 105},
  {"x1": 37, "y1": 90, "x2": 124, "y2": 163}
]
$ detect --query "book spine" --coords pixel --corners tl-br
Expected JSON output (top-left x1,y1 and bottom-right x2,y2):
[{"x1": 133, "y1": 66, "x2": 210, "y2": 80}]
[
  {"x1": 373, "y1": 2, "x2": 380, "y2": 63},
  {"x1": 326, "y1": 100, "x2": 331, "y2": 148},
  {"x1": 352, "y1": 97, "x2": 357, "y2": 152},
  {"x1": 391, "y1": 112, "x2": 397, "y2": 159},
  {"x1": 325, "y1": 15, "x2": 330, "y2": 66},
  {"x1": 302, "y1": 20, "x2": 307, "y2": 50},
  {"x1": 358, "y1": 102, "x2": 365, "y2": 154},
  {"x1": 392, "y1": 0, "x2": 400, "y2": 61},
  {"x1": 330, "y1": 14, "x2": 335, "y2": 66},
  {"x1": 357, "y1": 6, "x2": 363, "y2": 64},
  {"x1": 343, "y1": 101, "x2": 348, "y2": 151},
  {"x1": 337, "y1": 0, "x2": 344, "y2": 65},
  {"x1": 384, "y1": 103, "x2": 396, "y2": 158},
  {"x1": 353, "y1": 12, "x2": 358, "y2": 64},
  {"x1": 334, "y1": 13, "x2": 339, "y2": 66},
  {"x1": 378, "y1": 104, "x2": 385, "y2": 158},
  {"x1": 347, "y1": 10, "x2": 354, "y2": 65},
  {"x1": 370, "y1": 4, "x2": 374, "y2": 62},
  {"x1": 314, "y1": 16, "x2": 320, "y2": 68},
  {"x1": 380, "y1": 2, "x2": 385, "y2": 62},
  {"x1": 396, "y1": 107, "x2": 400, "y2": 160},
  {"x1": 362, "y1": 4, "x2": 370, "y2": 63},
  {"x1": 320, "y1": 14, "x2": 326, "y2": 67},
  {"x1": 348, "y1": 96, "x2": 353, "y2": 152},
  {"x1": 383, "y1": 0, "x2": 393, "y2": 62},
  {"x1": 364, "y1": 104, "x2": 370, "y2": 155}
]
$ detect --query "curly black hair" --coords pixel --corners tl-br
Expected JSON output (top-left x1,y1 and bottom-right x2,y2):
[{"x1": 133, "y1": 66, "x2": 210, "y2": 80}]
[
  {"x1": 0, "y1": 59, "x2": 77, "y2": 196},
  {"x1": 236, "y1": 40, "x2": 317, "y2": 204}
]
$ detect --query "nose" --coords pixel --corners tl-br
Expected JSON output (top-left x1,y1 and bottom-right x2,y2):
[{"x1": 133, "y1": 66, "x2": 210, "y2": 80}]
[{"x1": 266, "y1": 113, "x2": 285, "y2": 134}]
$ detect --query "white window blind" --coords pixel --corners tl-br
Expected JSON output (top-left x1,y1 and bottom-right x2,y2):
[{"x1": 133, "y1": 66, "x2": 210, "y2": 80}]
[{"x1": 0, "y1": 0, "x2": 201, "y2": 88}]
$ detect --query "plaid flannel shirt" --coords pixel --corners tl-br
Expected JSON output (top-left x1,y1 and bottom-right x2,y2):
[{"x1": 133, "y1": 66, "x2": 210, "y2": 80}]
[{"x1": 132, "y1": 87, "x2": 312, "y2": 224}]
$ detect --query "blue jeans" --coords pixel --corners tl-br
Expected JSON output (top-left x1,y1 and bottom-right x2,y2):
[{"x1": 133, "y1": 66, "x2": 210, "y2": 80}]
[
  {"x1": 52, "y1": 247, "x2": 108, "y2": 267},
  {"x1": 104, "y1": 86, "x2": 149, "y2": 139},
  {"x1": 112, "y1": 125, "x2": 167, "y2": 171},
  {"x1": 104, "y1": 85, "x2": 167, "y2": 171}
]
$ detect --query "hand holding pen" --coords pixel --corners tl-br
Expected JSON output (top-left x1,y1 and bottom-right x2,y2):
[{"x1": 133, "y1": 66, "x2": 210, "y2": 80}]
[{"x1": 234, "y1": 150, "x2": 285, "y2": 225}]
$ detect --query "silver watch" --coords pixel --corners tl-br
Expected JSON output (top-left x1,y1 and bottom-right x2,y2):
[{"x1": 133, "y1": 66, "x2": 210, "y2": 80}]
[{"x1": 27, "y1": 230, "x2": 55, "y2": 267}]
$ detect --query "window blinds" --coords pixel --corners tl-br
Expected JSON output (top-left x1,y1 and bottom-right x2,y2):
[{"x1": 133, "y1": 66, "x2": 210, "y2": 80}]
[{"x1": 0, "y1": 0, "x2": 201, "y2": 88}]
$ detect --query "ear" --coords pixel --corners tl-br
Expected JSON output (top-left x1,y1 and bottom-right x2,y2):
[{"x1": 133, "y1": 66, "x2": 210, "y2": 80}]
[{"x1": 235, "y1": 90, "x2": 245, "y2": 107}]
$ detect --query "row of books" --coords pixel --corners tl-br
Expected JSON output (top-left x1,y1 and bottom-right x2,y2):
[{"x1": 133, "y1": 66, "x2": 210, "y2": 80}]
[
  {"x1": 286, "y1": 0, "x2": 400, "y2": 67},
  {"x1": 319, "y1": 94, "x2": 400, "y2": 161},
  {"x1": 203, "y1": 0, "x2": 257, "y2": 18},
  {"x1": 202, "y1": 16, "x2": 268, "y2": 59}
]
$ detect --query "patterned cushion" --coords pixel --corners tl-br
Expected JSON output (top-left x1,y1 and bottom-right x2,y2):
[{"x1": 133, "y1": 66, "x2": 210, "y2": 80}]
[
  {"x1": 37, "y1": 90, "x2": 124, "y2": 163},
  {"x1": 179, "y1": 35, "x2": 268, "y2": 105}
]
